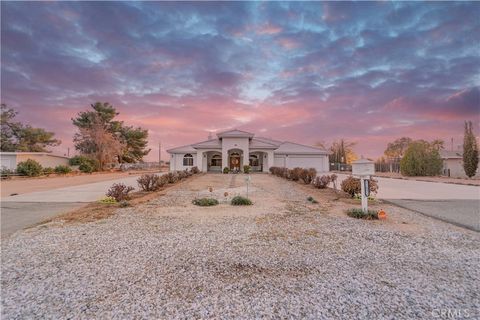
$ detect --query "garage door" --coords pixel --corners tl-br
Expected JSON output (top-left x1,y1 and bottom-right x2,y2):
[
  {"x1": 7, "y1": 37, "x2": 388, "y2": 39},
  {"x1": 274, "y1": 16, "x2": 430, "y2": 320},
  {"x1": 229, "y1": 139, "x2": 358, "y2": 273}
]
[
  {"x1": 288, "y1": 156, "x2": 326, "y2": 172},
  {"x1": 274, "y1": 156, "x2": 285, "y2": 167}
]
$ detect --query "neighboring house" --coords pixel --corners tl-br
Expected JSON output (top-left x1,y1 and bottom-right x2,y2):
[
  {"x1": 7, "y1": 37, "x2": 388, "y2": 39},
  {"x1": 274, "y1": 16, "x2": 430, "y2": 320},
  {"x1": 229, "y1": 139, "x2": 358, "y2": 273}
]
[
  {"x1": 167, "y1": 129, "x2": 330, "y2": 173},
  {"x1": 0, "y1": 152, "x2": 70, "y2": 170},
  {"x1": 440, "y1": 149, "x2": 479, "y2": 178}
]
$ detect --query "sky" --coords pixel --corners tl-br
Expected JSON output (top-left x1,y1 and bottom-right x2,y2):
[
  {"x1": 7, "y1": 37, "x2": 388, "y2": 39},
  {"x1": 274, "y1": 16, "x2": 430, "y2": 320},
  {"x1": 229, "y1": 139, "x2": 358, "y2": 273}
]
[{"x1": 1, "y1": 1, "x2": 479, "y2": 161}]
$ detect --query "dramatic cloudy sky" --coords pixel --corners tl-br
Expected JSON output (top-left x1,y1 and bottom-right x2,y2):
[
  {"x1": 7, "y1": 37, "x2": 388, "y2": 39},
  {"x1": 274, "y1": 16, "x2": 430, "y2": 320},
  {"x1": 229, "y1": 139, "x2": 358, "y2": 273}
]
[{"x1": 1, "y1": 1, "x2": 479, "y2": 160}]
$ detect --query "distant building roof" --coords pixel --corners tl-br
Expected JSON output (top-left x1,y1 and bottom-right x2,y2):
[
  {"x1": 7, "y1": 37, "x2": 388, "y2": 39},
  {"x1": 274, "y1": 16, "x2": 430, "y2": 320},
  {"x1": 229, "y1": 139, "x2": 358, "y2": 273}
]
[
  {"x1": 440, "y1": 150, "x2": 463, "y2": 159},
  {"x1": 0, "y1": 152, "x2": 69, "y2": 159},
  {"x1": 216, "y1": 129, "x2": 254, "y2": 139}
]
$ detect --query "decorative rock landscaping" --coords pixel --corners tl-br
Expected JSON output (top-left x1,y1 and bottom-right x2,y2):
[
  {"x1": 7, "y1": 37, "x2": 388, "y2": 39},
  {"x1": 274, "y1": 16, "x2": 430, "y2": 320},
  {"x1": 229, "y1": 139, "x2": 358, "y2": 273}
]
[{"x1": 1, "y1": 174, "x2": 479, "y2": 319}]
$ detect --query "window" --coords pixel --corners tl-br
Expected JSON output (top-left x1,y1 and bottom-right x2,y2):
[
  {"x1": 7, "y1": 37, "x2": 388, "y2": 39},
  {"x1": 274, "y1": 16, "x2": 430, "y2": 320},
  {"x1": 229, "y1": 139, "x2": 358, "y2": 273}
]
[
  {"x1": 249, "y1": 154, "x2": 259, "y2": 166},
  {"x1": 211, "y1": 154, "x2": 222, "y2": 166},
  {"x1": 183, "y1": 154, "x2": 193, "y2": 166}
]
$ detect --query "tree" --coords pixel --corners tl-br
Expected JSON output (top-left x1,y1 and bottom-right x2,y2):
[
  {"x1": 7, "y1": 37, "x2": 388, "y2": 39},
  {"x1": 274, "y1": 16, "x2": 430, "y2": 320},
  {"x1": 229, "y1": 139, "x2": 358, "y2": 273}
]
[
  {"x1": 463, "y1": 121, "x2": 479, "y2": 178},
  {"x1": 74, "y1": 114, "x2": 124, "y2": 170},
  {"x1": 72, "y1": 102, "x2": 150, "y2": 167},
  {"x1": 1, "y1": 104, "x2": 61, "y2": 152},
  {"x1": 384, "y1": 137, "x2": 412, "y2": 159},
  {"x1": 400, "y1": 140, "x2": 443, "y2": 176},
  {"x1": 330, "y1": 139, "x2": 357, "y2": 164}
]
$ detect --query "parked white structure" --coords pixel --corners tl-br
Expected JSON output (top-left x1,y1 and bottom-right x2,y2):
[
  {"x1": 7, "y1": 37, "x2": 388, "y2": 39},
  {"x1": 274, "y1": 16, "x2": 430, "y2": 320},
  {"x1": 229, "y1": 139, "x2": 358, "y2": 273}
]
[
  {"x1": 0, "y1": 152, "x2": 70, "y2": 170},
  {"x1": 167, "y1": 129, "x2": 330, "y2": 173}
]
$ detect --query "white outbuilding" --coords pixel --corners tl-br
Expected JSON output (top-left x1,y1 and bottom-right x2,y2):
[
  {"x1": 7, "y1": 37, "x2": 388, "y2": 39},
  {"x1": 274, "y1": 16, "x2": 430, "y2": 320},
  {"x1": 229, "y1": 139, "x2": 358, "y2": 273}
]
[{"x1": 0, "y1": 152, "x2": 70, "y2": 170}]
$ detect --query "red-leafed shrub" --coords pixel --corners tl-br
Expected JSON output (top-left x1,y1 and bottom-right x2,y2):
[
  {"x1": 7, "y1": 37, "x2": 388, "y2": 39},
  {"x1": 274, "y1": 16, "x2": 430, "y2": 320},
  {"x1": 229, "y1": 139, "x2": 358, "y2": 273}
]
[
  {"x1": 340, "y1": 176, "x2": 378, "y2": 197},
  {"x1": 106, "y1": 183, "x2": 134, "y2": 201},
  {"x1": 299, "y1": 168, "x2": 316, "y2": 184}
]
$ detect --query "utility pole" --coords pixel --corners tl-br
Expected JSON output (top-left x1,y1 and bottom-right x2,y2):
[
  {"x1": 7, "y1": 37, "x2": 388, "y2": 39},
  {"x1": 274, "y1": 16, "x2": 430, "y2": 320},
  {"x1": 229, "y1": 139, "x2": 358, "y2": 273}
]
[{"x1": 158, "y1": 141, "x2": 161, "y2": 170}]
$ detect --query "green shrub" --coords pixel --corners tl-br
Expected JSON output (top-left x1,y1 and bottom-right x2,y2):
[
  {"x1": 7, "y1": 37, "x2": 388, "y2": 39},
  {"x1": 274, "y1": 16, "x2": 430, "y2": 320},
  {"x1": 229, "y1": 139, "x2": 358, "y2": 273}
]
[
  {"x1": 231, "y1": 196, "x2": 252, "y2": 206},
  {"x1": 307, "y1": 196, "x2": 319, "y2": 204},
  {"x1": 98, "y1": 196, "x2": 117, "y2": 204},
  {"x1": 346, "y1": 208, "x2": 378, "y2": 220},
  {"x1": 400, "y1": 140, "x2": 443, "y2": 176},
  {"x1": 192, "y1": 198, "x2": 219, "y2": 206},
  {"x1": 69, "y1": 155, "x2": 98, "y2": 172},
  {"x1": 243, "y1": 165, "x2": 251, "y2": 173},
  {"x1": 17, "y1": 159, "x2": 43, "y2": 176},
  {"x1": 54, "y1": 165, "x2": 72, "y2": 174},
  {"x1": 106, "y1": 183, "x2": 134, "y2": 201},
  {"x1": 223, "y1": 167, "x2": 230, "y2": 174},
  {"x1": 341, "y1": 176, "x2": 379, "y2": 198},
  {"x1": 43, "y1": 167, "x2": 55, "y2": 175}
]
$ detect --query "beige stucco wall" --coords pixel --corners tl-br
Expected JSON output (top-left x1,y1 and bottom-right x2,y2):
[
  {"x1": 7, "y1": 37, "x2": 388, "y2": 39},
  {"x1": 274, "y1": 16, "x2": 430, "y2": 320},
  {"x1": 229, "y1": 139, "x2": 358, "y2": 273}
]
[
  {"x1": 443, "y1": 158, "x2": 480, "y2": 178},
  {"x1": 169, "y1": 153, "x2": 197, "y2": 172},
  {"x1": 1, "y1": 153, "x2": 69, "y2": 170}
]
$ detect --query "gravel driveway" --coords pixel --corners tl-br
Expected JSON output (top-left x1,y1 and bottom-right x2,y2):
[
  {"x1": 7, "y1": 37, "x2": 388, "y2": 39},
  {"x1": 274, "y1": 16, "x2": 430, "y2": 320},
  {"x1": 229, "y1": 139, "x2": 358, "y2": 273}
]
[{"x1": 2, "y1": 174, "x2": 479, "y2": 319}]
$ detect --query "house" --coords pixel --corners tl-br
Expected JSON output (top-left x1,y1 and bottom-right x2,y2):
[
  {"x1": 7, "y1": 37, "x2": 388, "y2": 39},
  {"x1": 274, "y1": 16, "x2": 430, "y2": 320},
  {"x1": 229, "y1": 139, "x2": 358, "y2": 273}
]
[
  {"x1": 167, "y1": 129, "x2": 330, "y2": 173},
  {"x1": 440, "y1": 149, "x2": 479, "y2": 178},
  {"x1": 0, "y1": 152, "x2": 70, "y2": 171}
]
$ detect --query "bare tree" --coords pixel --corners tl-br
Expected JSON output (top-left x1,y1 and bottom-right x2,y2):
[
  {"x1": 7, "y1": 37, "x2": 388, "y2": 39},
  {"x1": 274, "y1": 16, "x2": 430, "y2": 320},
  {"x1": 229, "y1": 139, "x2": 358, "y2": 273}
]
[{"x1": 74, "y1": 115, "x2": 124, "y2": 170}]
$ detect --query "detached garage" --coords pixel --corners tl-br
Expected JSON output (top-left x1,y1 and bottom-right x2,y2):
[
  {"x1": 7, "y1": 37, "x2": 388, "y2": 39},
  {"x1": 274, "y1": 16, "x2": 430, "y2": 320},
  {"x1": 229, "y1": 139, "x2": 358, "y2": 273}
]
[{"x1": 0, "y1": 152, "x2": 70, "y2": 170}]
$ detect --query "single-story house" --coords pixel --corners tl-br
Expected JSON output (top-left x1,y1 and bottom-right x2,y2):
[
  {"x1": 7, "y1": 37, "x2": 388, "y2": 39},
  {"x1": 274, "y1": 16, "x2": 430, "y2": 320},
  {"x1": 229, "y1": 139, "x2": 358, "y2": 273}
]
[
  {"x1": 440, "y1": 149, "x2": 479, "y2": 178},
  {"x1": 167, "y1": 129, "x2": 330, "y2": 173},
  {"x1": 0, "y1": 152, "x2": 70, "y2": 171}
]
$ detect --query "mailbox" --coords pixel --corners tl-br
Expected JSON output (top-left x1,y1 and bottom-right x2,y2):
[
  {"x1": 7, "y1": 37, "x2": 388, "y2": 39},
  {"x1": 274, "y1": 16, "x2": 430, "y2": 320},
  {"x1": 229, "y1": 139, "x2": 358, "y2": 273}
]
[{"x1": 352, "y1": 158, "x2": 375, "y2": 177}]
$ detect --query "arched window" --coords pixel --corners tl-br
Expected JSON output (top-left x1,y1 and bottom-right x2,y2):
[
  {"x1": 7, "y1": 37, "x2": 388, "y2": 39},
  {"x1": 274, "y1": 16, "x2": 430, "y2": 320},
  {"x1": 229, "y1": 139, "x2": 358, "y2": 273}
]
[
  {"x1": 249, "y1": 154, "x2": 259, "y2": 166},
  {"x1": 183, "y1": 153, "x2": 193, "y2": 166},
  {"x1": 211, "y1": 154, "x2": 222, "y2": 166}
]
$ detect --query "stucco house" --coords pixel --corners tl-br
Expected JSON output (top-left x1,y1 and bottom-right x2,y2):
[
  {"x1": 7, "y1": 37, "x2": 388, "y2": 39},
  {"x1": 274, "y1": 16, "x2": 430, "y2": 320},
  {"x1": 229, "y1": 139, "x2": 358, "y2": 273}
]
[
  {"x1": 440, "y1": 149, "x2": 480, "y2": 178},
  {"x1": 0, "y1": 152, "x2": 70, "y2": 171},
  {"x1": 167, "y1": 129, "x2": 330, "y2": 173}
]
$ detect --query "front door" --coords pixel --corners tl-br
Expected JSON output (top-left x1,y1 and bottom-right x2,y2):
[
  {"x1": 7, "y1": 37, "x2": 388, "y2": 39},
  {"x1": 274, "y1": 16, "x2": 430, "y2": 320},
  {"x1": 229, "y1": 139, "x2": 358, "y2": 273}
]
[{"x1": 229, "y1": 155, "x2": 241, "y2": 170}]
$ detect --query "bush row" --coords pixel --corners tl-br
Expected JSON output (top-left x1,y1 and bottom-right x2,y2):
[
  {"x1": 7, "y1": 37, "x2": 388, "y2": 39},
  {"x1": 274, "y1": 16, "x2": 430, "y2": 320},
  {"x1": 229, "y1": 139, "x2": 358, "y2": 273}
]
[
  {"x1": 137, "y1": 167, "x2": 200, "y2": 192},
  {"x1": 269, "y1": 166, "x2": 317, "y2": 184},
  {"x1": 15, "y1": 159, "x2": 73, "y2": 177}
]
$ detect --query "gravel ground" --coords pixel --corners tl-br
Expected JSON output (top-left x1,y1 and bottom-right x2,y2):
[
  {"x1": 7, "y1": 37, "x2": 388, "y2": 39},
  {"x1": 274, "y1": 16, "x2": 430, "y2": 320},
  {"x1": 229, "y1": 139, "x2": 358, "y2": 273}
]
[{"x1": 2, "y1": 174, "x2": 479, "y2": 319}]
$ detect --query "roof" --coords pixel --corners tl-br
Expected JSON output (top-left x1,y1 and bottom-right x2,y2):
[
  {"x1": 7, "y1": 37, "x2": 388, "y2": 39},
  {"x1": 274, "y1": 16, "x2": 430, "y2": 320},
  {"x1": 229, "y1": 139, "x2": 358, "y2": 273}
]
[
  {"x1": 249, "y1": 138, "x2": 279, "y2": 149},
  {"x1": 0, "y1": 152, "x2": 69, "y2": 159},
  {"x1": 440, "y1": 150, "x2": 463, "y2": 159},
  {"x1": 166, "y1": 144, "x2": 197, "y2": 154},
  {"x1": 191, "y1": 138, "x2": 222, "y2": 149},
  {"x1": 216, "y1": 129, "x2": 254, "y2": 139},
  {"x1": 273, "y1": 142, "x2": 329, "y2": 155}
]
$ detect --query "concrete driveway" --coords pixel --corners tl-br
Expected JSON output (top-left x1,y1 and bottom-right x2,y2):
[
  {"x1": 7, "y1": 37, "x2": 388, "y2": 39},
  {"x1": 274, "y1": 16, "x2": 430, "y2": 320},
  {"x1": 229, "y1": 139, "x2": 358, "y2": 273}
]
[
  {"x1": 336, "y1": 173, "x2": 480, "y2": 231},
  {"x1": 1, "y1": 174, "x2": 150, "y2": 237}
]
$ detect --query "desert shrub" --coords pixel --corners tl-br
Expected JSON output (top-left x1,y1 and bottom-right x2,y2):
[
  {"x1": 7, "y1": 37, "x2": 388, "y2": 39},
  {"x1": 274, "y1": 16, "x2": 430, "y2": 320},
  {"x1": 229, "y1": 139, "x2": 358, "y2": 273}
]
[
  {"x1": 165, "y1": 172, "x2": 178, "y2": 184},
  {"x1": 54, "y1": 165, "x2": 72, "y2": 174},
  {"x1": 346, "y1": 208, "x2": 378, "y2": 220},
  {"x1": 289, "y1": 167, "x2": 303, "y2": 181},
  {"x1": 190, "y1": 166, "x2": 200, "y2": 174},
  {"x1": 79, "y1": 162, "x2": 95, "y2": 173},
  {"x1": 299, "y1": 168, "x2": 316, "y2": 184},
  {"x1": 16, "y1": 159, "x2": 43, "y2": 177},
  {"x1": 231, "y1": 196, "x2": 253, "y2": 206},
  {"x1": 177, "y1": 170, "x2": 188, "y2": 180},
  {"x1": 192, "y1": 198, "x2": 219, "y2": 206},
  {"x1": 43, "y1": 167, "x2": 54, "y2": 175},
  {"x1": 70, "y1": 156, "x2": 98, "y2": 172},
  {"x1": 1, "y1": 167, "x2": 15, "y2": 179},
  {"x1": 119, "y1": 200, "x2": 130, "y2": 207},
  {"x1": 69, "y1": 155, "x2": 88, "y2": 166},
  {"x1": 341, "y1": 176, "x2": 379, "y2": 197},
  {"x1": 223, "y1": 167, "x2": 230, "y2": 174},
  {"x1": 243, "y1": 165, "x2": 251, "y2": 173},
  {"x1": 307, "y1": 196, "x2": 319, "y2": 204},
  {"x1": 137, "y1": 174, "x2": 162, "y2": 191},
  {"x1": 98, "y1": 196, "x2": 117, "y2": 204},
  {"x1": 106, "y1": 183, "x2": 134, "y2": 201},
  {"x1": 313, "y1": 175, "x2": 331, "y2": 189}
]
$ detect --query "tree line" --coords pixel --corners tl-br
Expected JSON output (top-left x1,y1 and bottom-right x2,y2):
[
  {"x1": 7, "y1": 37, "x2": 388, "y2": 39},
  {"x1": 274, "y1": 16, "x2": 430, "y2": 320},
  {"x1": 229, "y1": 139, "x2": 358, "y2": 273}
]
[{"x1": 1, "y1": 102, "x2": 150, "y2": 172}]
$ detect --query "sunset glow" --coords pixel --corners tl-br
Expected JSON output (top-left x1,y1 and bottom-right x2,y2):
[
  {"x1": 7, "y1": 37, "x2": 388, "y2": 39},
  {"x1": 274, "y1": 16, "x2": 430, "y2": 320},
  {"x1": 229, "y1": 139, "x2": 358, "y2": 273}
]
[{"x1": 1, "y1": 1, "x2": 479, "y2": 160}]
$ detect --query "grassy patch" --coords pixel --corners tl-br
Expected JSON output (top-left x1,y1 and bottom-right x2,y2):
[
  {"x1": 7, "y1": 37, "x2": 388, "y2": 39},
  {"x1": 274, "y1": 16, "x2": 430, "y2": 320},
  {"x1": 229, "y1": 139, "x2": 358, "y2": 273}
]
[
  {"x1": 346, "y1": 208, "x2": 378, "y2": 220},
  {"x1": 192, "y1": 198, "x2": 219, "y2": 206},
  {"x1": 231, "y1": 196, "x2": 252, "y2": 206}
]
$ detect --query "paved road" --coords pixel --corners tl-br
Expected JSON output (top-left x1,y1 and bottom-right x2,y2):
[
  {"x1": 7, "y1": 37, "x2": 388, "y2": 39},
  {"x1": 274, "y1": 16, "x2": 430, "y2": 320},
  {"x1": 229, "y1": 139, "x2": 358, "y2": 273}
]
[
  {"x1": 336, "y1": 174, "x2": 480, "y2": 231},
  {"x1": 1, "y1": 174, "x2": 148, "y2": 237}
]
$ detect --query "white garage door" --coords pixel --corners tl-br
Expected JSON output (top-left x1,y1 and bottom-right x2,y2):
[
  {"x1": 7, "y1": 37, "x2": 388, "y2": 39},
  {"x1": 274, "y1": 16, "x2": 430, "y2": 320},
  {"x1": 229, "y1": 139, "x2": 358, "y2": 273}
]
[
  {"x1": 274, "y1": 156, "x2": 285, "y2": 167},
  {"x1": 288, "y1": 156, "x2": 326, "y2": 172}
]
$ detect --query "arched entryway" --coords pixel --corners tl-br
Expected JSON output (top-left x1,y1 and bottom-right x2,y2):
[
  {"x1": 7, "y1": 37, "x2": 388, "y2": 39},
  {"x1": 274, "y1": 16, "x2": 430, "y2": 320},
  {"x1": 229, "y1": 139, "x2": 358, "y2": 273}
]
[
  {"x1": 249, "y1": 151, "x2": 266, "y2": 172},
  {"x1": 228, "y1": 149, "x2": 243, "y2": 171},
  {"x1": 205, "y1": 151, "x2": 222, "y2": 172}
]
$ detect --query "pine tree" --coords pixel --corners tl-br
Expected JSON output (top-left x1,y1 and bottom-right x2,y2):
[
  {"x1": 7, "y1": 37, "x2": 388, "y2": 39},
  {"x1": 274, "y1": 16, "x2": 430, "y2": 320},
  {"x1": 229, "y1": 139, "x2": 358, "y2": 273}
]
[{"x1": 463, "y1": 121, "x2": 479, "y2": 178}]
